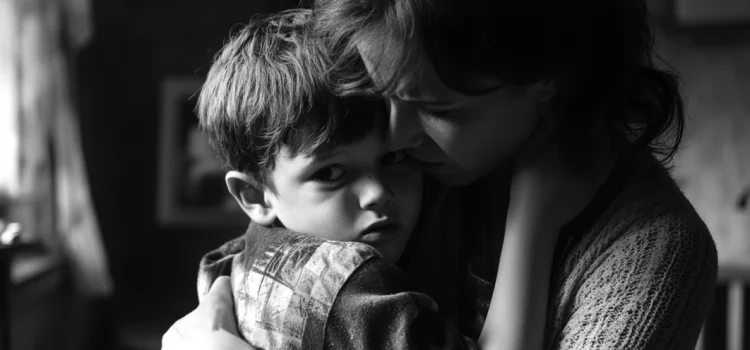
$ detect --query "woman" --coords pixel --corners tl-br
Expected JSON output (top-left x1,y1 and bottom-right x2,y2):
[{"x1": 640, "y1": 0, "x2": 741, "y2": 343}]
[{"x1": 163, "y1": 0, "x2": 717, "y2": 348}]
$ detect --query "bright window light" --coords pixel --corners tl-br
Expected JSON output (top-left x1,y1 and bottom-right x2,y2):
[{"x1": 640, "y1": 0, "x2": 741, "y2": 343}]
[{"x1": 0, "y1": 0, "x2": 19, "y2": 197}]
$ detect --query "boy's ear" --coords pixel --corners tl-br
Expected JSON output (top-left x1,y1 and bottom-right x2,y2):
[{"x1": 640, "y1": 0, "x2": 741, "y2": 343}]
[{"x1": 225, "y1": 171, "x2": 277, "y2": 226}]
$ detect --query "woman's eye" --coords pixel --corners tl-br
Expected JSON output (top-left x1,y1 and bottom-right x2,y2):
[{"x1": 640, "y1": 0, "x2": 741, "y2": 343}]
[
  {"x1": 382, "y1": 151, "x2": 407, "y2": 166},
  {"x1": 311, "y1": 165, "x2": 347, "y2": 183}
]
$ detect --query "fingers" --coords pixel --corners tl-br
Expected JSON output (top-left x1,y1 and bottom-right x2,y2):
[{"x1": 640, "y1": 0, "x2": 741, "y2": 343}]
[
  {"x1": 162, "y1": 316, "x2": 194, "y2": 350},
  {"x1": 200, "y1": 275, "x2": 233, "y2": 304},
  {"x1": 211, "y1": 329, "x2": 259, "y2": 350},
  {"x1": 202, "y1": 276, "x2": 240, "y2": 334},
  {"x1": 515, "y1": 113, "x2": 559, "y2": 170},
  {"x1": 163, "y1": 327, "x2": 256, "y2": 350},
  {"x1": 162, "y1": 276, "x2": 240, "y2": 350}
]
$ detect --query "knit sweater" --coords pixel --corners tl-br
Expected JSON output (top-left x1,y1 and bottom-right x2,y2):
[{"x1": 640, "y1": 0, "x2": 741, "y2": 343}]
[
  {"x1": 197, "y1": 151, "x2": 717, "y2": 349},
  {"x1": 540, "y1": 152, "x2": 718, "y2": 349},
  {"x1": 448, "y1": 150, "x2": 718, "y2": 349}
]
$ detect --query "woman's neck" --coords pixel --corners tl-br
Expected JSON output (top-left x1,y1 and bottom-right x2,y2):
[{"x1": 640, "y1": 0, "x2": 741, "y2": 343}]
[{"x1": 475, "y1": 149, "x2": 621, "y2": 263}]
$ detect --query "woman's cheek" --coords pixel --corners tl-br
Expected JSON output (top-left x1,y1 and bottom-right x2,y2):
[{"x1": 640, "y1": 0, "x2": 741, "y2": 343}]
[
  {"x1": 401, "y1": 172, "x2": 424, "y2": 207},
  {"x1": 423, "y1": 120, "x2": 463, "y2": 159},
  {"x1": 440, "y1": 126, "x2": 484, "y2": 169}
]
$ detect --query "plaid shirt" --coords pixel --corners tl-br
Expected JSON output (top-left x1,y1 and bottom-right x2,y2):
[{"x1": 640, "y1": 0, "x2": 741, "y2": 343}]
[{"x1": 197, "y1": 222, "x2": 476, "y2": 350}]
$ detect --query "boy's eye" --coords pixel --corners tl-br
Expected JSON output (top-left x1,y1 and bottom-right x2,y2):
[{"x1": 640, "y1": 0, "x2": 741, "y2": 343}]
[
  {"x1": 311, "y1": 165, "x2": 347, "y2": 183},
  {"x1": 382, "y1": 151, "x2": 407, "y2": 166}
]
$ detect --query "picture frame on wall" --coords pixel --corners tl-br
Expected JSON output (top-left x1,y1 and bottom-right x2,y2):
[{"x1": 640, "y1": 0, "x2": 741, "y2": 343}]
[
  {"x1": 156, "y1": 77, "x2": 246, "y2": 227},
  {"x1": 675, "y1": 0, "x2": 750, "y2": 26}
]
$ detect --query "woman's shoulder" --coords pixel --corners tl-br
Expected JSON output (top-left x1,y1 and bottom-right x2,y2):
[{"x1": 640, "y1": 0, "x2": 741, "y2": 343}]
[
  {"x1": 606, "y1": 151, "x2": 712, "y2": 240},
  {"x1": 555, "y1": 150, "x2": 718, "y2": 284},
  {"x1": 574, "y1": 150, "x2": 717, "y2": 272},
  {"x1": 546, "y1": 153, "x2": 718, "y2": 349}
]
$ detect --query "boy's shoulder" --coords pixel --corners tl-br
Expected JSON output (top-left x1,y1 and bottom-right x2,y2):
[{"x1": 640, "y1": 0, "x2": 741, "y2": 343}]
[
  {"x1": 199, "y1": 223, "x2": 384, "y2": 349},
  {"x1": 240, "y1": 222, "x2": 381, "y2": 269}
]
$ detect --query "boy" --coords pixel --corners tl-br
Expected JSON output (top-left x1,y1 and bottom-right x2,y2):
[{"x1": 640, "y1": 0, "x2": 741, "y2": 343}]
[
  {"x1": 194, "y1": 8, "x2": 551, "y2": 350},
  {"x1": 195, "y1": 9, "x2": 468, "y2": 349}
]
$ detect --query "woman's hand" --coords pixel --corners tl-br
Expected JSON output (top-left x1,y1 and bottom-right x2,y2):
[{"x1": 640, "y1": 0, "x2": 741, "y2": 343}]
[
  {"x1": 479, "y1": 114, "x2": 616, "y2": 350},
  {"x1": 161, "y1": 276, "x2": 256, "y2": 350}
]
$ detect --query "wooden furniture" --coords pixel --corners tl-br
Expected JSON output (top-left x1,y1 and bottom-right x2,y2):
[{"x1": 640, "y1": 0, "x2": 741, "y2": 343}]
[
  {"x1": 0, "y1": 240, "x2": 41, "y2": 350},
  {"x1": 695, "y1": 265, "x2": 750, "y2": 350},
  {"x1": 719, "y1": 265, "x2": 749, "y2": 350}
]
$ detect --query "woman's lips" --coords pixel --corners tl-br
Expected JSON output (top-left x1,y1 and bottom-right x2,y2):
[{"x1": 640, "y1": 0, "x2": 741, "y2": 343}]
[{"x1": 359, "y1": 222, "x2": 403, "y2": 243}]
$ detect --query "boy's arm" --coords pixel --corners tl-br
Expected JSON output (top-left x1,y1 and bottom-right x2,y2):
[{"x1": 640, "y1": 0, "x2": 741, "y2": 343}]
[{"x1": 324, "y1": 257, "x2": 478, "y2": 350}]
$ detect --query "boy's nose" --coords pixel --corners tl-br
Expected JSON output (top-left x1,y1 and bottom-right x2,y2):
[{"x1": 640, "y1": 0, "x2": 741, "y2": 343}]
[
  {"x1": 359, "y1": 175, "x2": 394, "y2": 211},
  {"x1": 386, "y1": 99, "x2": 424, "y2": 152}
]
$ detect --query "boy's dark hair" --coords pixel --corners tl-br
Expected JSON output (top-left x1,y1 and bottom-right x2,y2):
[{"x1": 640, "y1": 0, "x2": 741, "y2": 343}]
[
  {"x1": 314, "y1": 0, "x2": 685, "y2": 167},
  {"x1": 197, "y1": 9, "x2": 378, "y2": 190}
]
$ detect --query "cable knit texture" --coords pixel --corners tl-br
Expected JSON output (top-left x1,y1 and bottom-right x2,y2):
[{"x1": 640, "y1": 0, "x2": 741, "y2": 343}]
[
  {"x1": 459, "y1": 151, "x2": 718, "y2": 350},
  {"x1": 540, "y1": 153, "x2": 718, "y2": 349}
]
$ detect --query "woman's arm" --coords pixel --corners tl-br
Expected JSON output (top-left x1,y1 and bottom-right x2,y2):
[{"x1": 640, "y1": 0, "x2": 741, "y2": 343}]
[
  {"x1": 478, "y1": 122, "x2": 616, "y2": 350},
  {"x1": 161, "y1": 276, "x2": 256, "y2": 350},
  {"x1": 478, "y1": 212, "x2": 559, "y2": 350}
]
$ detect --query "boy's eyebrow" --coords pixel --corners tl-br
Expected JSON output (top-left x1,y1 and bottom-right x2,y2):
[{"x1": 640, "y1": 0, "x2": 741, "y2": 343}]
[{"x1": 308, "y1": 146, "x2": 343, "y2": 165}]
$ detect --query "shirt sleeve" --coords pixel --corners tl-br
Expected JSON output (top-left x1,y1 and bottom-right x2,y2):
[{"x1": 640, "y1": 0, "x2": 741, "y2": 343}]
[
  {"x1": 325, "y1": 257, "x2": 478, "y2": 350},
  {"x1": 550, "y1": 217, "x2": 717, "y2": 350}
]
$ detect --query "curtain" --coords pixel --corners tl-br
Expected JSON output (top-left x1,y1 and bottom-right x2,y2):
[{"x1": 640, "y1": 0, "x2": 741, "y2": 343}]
[
  {"x1": 8, "y1": 0, "x2": 112, "y2": 296},
  {"x1": 0, "y1": 0, "x2": 20, "y2": 198}
]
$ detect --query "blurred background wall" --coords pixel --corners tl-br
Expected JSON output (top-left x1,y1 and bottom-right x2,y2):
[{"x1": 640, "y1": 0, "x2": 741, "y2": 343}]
[
  {"x1": 75, "y1": 0, "x2": 299, "y2": 348},
  {"x1": 648, "y1": 1, "x2": 750, "y2": 348},
  {"x1": 5, "y1": 1, "x2": 297, "y2": 349},
  {"x1": 659, "y1": 33, "x2": 750, "y2": 350}
]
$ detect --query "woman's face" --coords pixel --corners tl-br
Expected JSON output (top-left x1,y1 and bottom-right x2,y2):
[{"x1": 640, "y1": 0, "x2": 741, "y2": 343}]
[{"x1": 357, "y1": 38, "x2": 556, "y2": 186}]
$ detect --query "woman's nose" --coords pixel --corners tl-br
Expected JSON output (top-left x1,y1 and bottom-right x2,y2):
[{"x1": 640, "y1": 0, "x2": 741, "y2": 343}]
[
  {"x1": 359, "y1": 175, "x2": 394, "y2": 211},
  {"x1": 386, "y1": 99, "x2": 424, "y2": 152}
]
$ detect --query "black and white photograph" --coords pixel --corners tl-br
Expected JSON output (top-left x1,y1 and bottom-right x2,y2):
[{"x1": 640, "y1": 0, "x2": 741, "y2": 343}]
[{"x1": 1, "y1": 0, "x2": 749, "y2": 349}]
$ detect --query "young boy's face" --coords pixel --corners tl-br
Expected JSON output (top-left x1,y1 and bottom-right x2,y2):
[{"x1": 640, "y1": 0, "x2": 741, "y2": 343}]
[{"x1": 265, "y1": 131, "x2": 423, "y2": 263}]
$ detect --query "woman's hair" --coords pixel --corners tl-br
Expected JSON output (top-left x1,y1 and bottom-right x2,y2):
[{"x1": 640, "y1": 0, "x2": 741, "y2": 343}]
[{"x1": 314, "y1": 0, "x2": 685, "y2": 166}]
